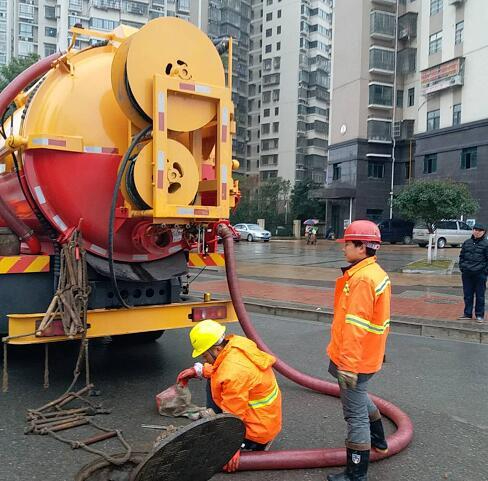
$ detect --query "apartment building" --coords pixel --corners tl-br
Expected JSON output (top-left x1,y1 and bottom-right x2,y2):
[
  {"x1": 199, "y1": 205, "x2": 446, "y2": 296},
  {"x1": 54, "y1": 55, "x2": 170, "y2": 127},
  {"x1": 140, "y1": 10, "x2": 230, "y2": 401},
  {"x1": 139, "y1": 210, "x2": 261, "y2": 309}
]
[
  {"x1": 247, "y1": 0, "x2": 332, "y2": 184},
  {"x1": 324, "y1": 0, "x2": 488, "y2": 236},
  {"x1": 1, "y1": 0, "x2": 189, "y2": 62}
]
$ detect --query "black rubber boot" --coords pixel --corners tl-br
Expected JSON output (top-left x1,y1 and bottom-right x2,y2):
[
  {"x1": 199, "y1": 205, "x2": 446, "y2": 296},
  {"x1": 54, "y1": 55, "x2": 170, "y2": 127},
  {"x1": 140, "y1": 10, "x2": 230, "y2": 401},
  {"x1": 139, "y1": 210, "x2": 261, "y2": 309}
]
[
  {"x1": 327, "y1": 448, "x2": 370, "y2": 481},
  {"x1": 370, "y1": 418, "x2": 388, "y2": 453}
]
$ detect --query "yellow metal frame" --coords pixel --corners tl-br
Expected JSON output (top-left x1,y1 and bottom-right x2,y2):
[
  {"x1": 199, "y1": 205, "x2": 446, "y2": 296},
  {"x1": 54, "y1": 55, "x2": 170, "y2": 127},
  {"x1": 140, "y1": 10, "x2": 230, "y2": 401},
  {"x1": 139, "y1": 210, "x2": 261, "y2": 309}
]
[
  {"x1": 126, "y1": 74, "x2": 235, "y2": 223},
  {"x1": 7, "y1": 299, "x2": 237, "y2": 345}
]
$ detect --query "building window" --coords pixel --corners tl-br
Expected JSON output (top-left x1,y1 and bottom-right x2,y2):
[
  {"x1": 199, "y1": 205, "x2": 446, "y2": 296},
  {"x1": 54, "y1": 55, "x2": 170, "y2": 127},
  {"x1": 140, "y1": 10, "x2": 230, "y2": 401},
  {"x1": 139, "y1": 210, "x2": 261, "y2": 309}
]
[
  {"x1": 408, "y1": 87, "x2": 415, "y2": 107},
  {"x1": 276, "y1": 41, "x2": 281, "y2": 50},
  {"x1": 429, "y1": 31, "x2": 442, "y2": 55},
  {"x1": 423, "y1": 154, "x2": 437, "y2": 174},
  {"x1": 332, "y1": 164, "x2": 341, "y2": 181},
  {"x1": 453, "y1": 103, "x2": 461, "y2": 126},
  {"x1": 264, "y1": 108, "x2": 270, "y2": 117},
  {"x1": 430, "y1": 0, "x2": 442, "y2": 16},
  {"x1": 277, "y1": 26, "x2": 281, "y2": 34},
  {"x1": 44, "y1": 43, "x2": 56, "y2": 56},
  {"x1": 261, "y1": 123, "x2": 270, "y2": 134},
  {"x1": 455, "y1": 21, "x2": 464, "y2": 45},
  {"x1": 265, "y1": 44, "x2": 272, "y2": 53},
  {"x1": 277, "y1": 9, "x2": 281, "y2": 18},
  {"x1": 273, "y1": 122, "x2": 279, "y2": 132},
  {"x1": 369, "y1": 83, "x2": 393, "y2": 107},
  {"x1": 266, "y1": 12, "x2": 272, "y2": 21},
  {"x1": 45, "y1": 27, "x2": 57, "y2": 37},
  {"x1": 366, "y1": 209, "x2": 383, "y2": 223},
  {"x1": 45, "y1": 5, "x2": 56, "y2": 19},
  {"x1": 266, "y1": 28, "x2": 272, "y2": 37},
  {"x1": 461, "y1": 147, "x2": 477, "y2": 170},
  {"x1": 397, "y1": 90, "x2": 404, "y2": 108},
  {"x1": 272, "y1": 89, "x2": 280, "y2": 101},
  {"x1": 427, "y1": 109, "x2": 440, "y2": 131},
  {"x1": 274, "y1": 107, "x2": 279, "y2": 115},
  {"x1": 368, "y1": 161, "x2": 385, "y2": 179}
]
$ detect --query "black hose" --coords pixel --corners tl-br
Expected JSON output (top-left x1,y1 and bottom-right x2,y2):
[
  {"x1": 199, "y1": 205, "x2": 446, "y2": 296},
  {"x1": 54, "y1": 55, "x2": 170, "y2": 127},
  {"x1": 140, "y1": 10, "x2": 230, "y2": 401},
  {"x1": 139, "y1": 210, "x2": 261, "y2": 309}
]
[{"x1": 107, "y1": 126, "x2": 152, "y2": 308}]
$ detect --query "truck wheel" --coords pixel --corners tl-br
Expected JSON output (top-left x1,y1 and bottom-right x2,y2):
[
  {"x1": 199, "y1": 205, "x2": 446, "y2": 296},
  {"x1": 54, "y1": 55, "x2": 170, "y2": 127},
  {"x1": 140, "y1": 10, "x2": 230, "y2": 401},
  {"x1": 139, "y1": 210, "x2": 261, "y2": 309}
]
[
  {"x1": 111, "y1": 330, "x2": 165, "y2": 344},
  {"x1": 437, "y1": 237, "x2": 446, "y2": 249},
  {"x1": 418, "y1": 243, "x2": 427, "y2": 248},
  {"x1": 247, "y1": 234, "x2": 253, "y2": 242},
  {"x1": 403, "y1": 235, "x2": 412, "y2": 245}
]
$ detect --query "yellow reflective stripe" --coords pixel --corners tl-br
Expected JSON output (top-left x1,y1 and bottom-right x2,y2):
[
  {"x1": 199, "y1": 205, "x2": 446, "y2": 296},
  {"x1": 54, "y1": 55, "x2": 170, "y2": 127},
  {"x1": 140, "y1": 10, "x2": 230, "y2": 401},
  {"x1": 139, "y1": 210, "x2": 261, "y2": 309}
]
[
  {"x1": 248, "y1": 383, "x2": 279, "y2": 409},
  {"x1": 345, "y1": 314, "x2": 390, "y2": 335},
  {"x1": 375, "y1": 276, "x2": 390, "y2": 296}
]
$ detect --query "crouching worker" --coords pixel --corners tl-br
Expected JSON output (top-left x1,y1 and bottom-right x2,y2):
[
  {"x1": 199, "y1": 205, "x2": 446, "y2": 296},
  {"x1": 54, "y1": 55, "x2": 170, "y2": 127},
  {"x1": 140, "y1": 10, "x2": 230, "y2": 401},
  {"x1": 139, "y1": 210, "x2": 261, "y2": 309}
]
[{"x1": 176, "y1": 319, "x2": 282, "y2": 473}]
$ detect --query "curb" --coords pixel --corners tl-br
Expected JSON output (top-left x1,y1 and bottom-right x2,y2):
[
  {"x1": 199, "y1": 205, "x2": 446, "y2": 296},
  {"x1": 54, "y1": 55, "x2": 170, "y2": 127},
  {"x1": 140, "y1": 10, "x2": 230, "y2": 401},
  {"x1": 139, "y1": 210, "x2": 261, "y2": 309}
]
[{"x1": 194, "y1": 292, "x2": 488, "y2": 345}]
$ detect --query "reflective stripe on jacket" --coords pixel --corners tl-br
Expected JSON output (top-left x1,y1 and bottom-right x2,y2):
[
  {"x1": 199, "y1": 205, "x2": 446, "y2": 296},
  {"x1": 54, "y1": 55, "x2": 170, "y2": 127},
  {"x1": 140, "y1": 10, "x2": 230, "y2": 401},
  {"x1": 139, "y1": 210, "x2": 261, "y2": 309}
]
[
  {"x1": 327, "y1": 256, "x2": 391, "y2": 374},
  {"x1": 202, "y1": 335, "x2": 282, "y2": 444}
]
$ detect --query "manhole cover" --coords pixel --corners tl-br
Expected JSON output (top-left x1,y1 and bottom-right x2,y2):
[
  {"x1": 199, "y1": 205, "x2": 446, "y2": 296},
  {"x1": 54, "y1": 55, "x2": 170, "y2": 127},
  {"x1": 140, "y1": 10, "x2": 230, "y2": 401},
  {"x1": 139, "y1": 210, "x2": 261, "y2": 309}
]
[
  {"x1": 132, "y1": 414, "x2": 245, "y2": 481},
  {"x1": 76, "y1": 414, "x2": 245, "y2": 481}
]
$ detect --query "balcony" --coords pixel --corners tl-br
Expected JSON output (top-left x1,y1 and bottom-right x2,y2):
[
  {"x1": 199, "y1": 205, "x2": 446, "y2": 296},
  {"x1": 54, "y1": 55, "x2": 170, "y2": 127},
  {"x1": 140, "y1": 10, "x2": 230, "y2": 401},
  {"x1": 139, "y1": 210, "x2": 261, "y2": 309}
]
[
  {"x1": 398, "y1": 12, "x2": 417, "y2": 40},
  {"x1": 370, "y1": 11, "x2": 396, "y2": 41},
  {"x1": 369, "y1": 46, "x2": 395, "y2": 75},
  {"x1": 448, "y1": 0, "x2": 465, "y2": 5},
  {"x1": 368, "y1": 118, "x2": 392, "y2": 143},
  {"x1": 368, "y1": 82, "x2": 394, "y2": 109},
  {"x1": 371, "y1": 0, "x2": 397, "y2": 5},
  {"x1": 93, "y1": 0, "x2": 121, "y2": 10},
  {"x1": 397, "y1": 47, "x2": 416, "y2": 74}
]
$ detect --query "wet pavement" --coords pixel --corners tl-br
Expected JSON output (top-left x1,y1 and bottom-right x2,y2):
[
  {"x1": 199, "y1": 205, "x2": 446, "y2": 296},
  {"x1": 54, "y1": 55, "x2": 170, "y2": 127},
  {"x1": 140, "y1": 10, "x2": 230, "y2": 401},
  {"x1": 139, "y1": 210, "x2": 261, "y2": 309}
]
[
  {"x1": 1, "y1": 313, "x2": 487, "y2": 481},
  {"x1": 190, "y1": 240, "x2": 479, "y2": 324}
]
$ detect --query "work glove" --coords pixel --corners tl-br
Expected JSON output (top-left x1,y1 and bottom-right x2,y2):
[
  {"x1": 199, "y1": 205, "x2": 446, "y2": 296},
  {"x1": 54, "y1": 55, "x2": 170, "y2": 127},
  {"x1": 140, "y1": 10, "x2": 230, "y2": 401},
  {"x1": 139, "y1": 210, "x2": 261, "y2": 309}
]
[
  {"x1": 223, "y1": 449, "x2": 240, "y2": 473},
  {"x1": 337, "y1": 369, "x2": 358, "y2": 389},
  {"x1": 176, "y1": 363, "x2": 203, "y2": 386}
]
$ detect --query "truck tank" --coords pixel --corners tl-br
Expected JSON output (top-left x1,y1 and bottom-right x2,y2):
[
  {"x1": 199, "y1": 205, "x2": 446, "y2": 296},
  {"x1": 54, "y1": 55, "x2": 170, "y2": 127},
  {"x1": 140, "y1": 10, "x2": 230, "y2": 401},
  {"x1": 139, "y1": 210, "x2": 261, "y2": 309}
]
[{"x1": 0, "y1": 18, "x2": 239, "y2": 337}]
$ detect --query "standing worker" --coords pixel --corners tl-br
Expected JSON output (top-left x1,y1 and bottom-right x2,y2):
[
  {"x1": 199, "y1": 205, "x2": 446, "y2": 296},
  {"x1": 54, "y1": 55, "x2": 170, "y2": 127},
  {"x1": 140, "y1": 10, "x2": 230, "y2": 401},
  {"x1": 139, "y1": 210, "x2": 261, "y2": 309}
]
[
  {"x1": 327, "y1": 220, "x2": 390, "y2": 481},
  {"x1": 176, "y1": 319, "x2": 282, "y2": 473},
  {"x1": 458, "y1": 222, "x2": 488, "y2": 323}
]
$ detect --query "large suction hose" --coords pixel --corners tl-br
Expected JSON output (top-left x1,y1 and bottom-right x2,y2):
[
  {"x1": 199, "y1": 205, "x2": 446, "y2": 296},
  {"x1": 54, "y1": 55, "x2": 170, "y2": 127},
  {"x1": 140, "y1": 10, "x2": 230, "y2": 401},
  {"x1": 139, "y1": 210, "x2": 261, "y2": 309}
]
[
  {"x1": 219, "y1": 226, "x2": 413, "y2": 471},
  {"x1": 0, "y1": 52, "x2": 63, "y2": 254}
]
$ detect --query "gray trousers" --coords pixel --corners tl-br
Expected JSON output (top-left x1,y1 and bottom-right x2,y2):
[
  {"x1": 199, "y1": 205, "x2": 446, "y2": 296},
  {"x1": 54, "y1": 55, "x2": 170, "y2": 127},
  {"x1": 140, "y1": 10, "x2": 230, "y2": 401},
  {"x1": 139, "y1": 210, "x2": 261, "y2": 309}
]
[{"x1": 329, "y1": 361, "x2": 380, "y2": 450}]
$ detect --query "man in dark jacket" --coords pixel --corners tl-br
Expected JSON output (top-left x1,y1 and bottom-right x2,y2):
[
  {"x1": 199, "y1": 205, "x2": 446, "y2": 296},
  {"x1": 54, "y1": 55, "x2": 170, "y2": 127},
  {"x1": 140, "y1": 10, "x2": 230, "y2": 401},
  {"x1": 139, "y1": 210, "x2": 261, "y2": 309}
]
[{"x1": 458, "y1": 223, "x2": 488, "y2": 323}]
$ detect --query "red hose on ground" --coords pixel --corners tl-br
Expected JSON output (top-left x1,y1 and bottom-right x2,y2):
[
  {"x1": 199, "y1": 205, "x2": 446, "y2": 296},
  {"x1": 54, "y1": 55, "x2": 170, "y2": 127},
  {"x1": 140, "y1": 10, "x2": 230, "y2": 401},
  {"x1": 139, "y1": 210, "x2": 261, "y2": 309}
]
[
  {"x1": 0, "y1": 52, "x2": 62, "y2": 254},
  {"x1": 219, "y1": 226, "x2": 414, "y2": 471}
]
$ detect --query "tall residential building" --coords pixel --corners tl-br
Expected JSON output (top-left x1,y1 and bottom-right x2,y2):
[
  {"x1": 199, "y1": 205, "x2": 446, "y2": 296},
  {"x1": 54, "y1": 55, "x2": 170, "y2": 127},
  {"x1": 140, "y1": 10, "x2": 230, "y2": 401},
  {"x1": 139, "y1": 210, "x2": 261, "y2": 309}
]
[
  {"x1": 247, "y1": 0, "x2": 332, "y2": 184},
  {"x1": 193, "y1": 0, "x2": 251, "y2": 170},
  {"x1": 324, "y1": 0, "x2": 488, "y2": 236},
  {"x1": 1, "y1": 0, "x2": 190, "y2": 63}
]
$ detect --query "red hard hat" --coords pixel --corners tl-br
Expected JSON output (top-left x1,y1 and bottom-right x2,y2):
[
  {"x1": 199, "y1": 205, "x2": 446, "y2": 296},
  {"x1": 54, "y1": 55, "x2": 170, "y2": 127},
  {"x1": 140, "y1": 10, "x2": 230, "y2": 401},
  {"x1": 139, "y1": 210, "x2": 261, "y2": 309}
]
[{"x1": 338, "y1": 220, "x2": 381, "y2": 244}]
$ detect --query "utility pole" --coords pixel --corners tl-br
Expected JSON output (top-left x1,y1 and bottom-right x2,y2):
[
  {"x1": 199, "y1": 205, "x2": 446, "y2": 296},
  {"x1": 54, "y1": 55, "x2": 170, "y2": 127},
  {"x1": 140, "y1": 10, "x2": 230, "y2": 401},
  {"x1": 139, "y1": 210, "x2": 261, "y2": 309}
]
[{"x1": 389, "y1": 0, "x2": 400, "y2": 220}]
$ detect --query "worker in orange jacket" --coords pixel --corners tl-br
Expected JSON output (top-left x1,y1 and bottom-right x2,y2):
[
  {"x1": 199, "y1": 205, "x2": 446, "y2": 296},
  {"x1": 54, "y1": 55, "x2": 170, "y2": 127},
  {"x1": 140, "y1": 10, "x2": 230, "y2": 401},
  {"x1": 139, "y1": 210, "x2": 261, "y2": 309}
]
[
  {"x1": 176, "y1": 319, "x2": 282, "y2": 473},
  {"x1": 326, "y1": 220, "x2": 391, "y2": 481}
]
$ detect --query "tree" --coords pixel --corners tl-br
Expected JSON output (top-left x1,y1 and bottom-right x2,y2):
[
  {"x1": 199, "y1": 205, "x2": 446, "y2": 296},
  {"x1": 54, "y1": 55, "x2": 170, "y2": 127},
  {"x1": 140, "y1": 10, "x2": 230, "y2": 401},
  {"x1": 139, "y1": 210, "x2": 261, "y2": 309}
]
[
  {"x1": 231, "y1": 176, "x2": 291, "y2": 226},
  {"x1": 290, "y1": 180, "x2": 325, "y2": 221},
  {"x1": 0, "y1": 54, "x2": 40, "y2": 93},
  {"x1": 393, "y1": 179, "x2": 479, "y2": 261}
]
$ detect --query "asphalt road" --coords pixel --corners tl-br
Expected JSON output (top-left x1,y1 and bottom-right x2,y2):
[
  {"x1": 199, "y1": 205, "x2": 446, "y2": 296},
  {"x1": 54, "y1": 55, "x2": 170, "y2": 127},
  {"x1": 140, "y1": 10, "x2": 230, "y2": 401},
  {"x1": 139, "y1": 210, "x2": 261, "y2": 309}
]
[{"x1": 1, "y1": 313, "x2": 487, "y2": 481}]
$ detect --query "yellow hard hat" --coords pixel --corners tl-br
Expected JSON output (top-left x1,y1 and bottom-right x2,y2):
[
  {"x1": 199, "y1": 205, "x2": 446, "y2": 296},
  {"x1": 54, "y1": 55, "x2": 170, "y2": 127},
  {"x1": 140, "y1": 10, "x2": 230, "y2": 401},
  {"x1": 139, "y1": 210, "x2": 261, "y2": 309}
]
[{"x1": 190, "y1": 319, "x2": 226, "y2": 358}]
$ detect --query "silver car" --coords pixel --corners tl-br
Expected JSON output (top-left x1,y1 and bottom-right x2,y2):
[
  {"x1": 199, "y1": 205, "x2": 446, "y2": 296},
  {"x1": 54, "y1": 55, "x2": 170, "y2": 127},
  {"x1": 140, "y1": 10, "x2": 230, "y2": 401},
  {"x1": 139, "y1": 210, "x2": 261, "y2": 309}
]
[
  {"x1": 413, "y1": 220, "x2": 472, "y2": 248},
  {"x1": 233, "y1": 223, "x2": 271, "y2": 242}
]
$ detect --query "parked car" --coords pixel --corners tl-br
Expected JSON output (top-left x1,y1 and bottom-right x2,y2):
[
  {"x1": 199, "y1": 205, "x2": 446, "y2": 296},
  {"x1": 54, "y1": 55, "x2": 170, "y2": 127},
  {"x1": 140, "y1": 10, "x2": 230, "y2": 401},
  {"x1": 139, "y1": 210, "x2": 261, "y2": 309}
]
[
  {"x1": 217, "y1": 229, "x2": 240, "y2": 243},
  {"x1": 233, "y1": 223, "x2": 272, "y2": 242},
  {"x1": 413, "y1": 220, "x2": 472, "y2": 248},
  {"x1": 377, "y1": 219, "x2": 414, "y2": 245}
]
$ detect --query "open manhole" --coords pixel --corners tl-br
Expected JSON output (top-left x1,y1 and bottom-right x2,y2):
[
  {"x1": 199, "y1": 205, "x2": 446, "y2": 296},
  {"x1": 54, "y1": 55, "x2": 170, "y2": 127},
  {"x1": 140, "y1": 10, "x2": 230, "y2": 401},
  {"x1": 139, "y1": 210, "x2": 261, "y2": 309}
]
[{"x1": 76, "y1": 414, "x2": 245, "y2": 481}]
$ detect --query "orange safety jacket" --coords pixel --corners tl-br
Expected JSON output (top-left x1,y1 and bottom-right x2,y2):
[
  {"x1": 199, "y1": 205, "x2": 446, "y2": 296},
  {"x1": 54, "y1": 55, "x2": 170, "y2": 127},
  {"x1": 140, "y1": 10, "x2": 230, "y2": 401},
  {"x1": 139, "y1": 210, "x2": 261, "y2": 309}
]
[
  {"x1": 202, "y1": 334, "x2": 282, "y2": 444},
  {"x1": 327, "y1": 256, "x2": 391, "y2": 374}
]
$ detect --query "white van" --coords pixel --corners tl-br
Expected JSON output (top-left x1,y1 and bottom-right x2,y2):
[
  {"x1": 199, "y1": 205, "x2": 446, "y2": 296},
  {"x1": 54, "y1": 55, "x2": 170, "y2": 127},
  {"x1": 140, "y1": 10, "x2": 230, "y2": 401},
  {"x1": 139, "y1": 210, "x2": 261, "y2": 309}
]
[{"x1": 413, "y1": 220, "x2": 472, "y2": 248}]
